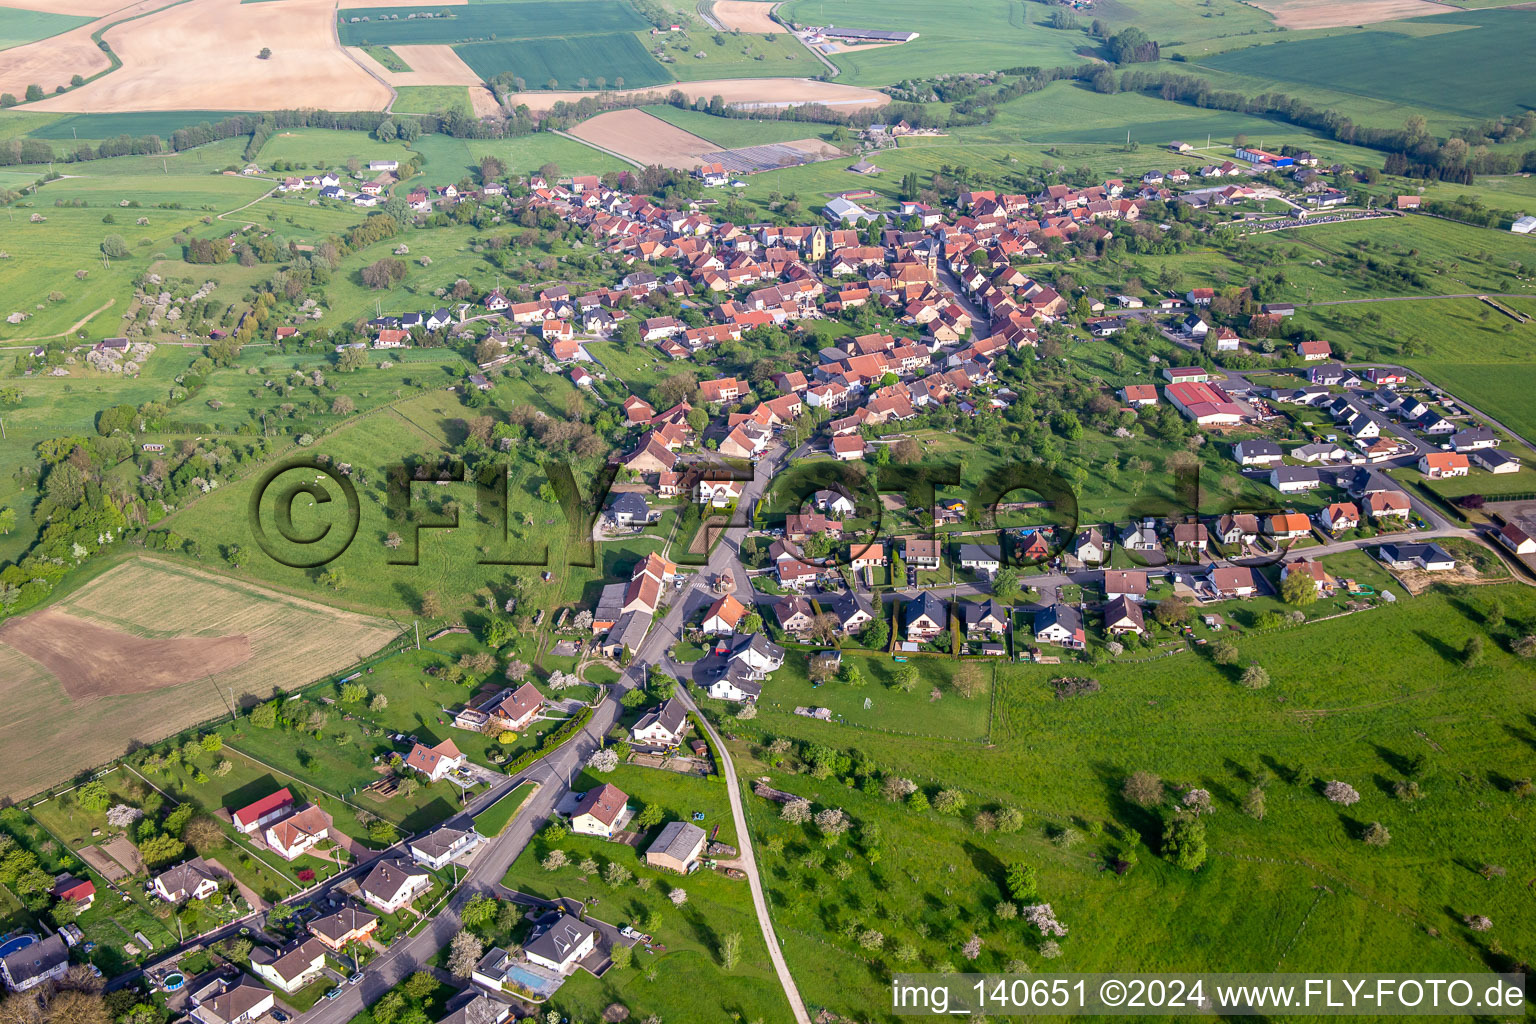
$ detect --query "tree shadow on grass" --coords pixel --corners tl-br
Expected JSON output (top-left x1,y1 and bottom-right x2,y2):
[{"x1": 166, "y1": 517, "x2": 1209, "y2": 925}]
[{"x1": 1412, "y1": 629, "x2": 1462, "y2": 663}]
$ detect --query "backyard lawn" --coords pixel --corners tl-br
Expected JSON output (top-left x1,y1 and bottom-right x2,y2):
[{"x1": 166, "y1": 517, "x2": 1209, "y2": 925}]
[{"x1": 501, "y1": 764, "x2": 792, "y2": 1023}]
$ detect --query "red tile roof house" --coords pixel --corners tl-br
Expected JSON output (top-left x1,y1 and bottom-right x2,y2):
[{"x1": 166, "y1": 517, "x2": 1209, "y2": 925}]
[
  {"x1": 570, "y1": 783, "x2": 630, "y2": 838},
  {"x1": 488, "y1": 682, "x2": 546, "y2": 732},
  {"x1": 265, "y1": 805, "x2": 331, "y2": 861},
  {"x1": 231, "y1": 788, "x2": 295, "y2": 835},
  {"x1": 404, "y1": 738, "x2": 465, "y2": 783},
  {"x1": 1296, "y1": 340, "x2": 1331, "y2": 361},
  {"x1": 50, "y1": 874, "x2": 95, "y2": 911},
  {"x1": 830, "y1": 434, "x2": 866, "y2": 461}
]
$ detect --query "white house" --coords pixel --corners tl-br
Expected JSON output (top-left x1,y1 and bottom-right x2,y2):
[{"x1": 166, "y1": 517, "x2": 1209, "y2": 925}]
[
  {"x1": 408, "y1": 825, "x2": 480, "y2": 870},
  {"x1": 524, "y1": 915, "x2": 597, "y2": 974},
  {"x1": 957, "y1": 543, "x2": 1001, "y2": 573},
  {"x1": 570, "y1": 783, "x2": 629, "y2": 838},
  {"x1": 153, "y1": 858, "x2": 220, "y2": 903},
  {"x1": 358, "y1": 860, "x2": 431, "y2": 913},
  {"x1": 403, "y1": 738, "x2": 465, "y2": 783},
  {"x1": 264, "y1": 805, "x2": 330, "y2": 861},
  {"x1": 249, "y1": 939, "x2": 327, "y2": 994},
  {"x1": 630, "y1": 698, "x2": 688, "y2": 749}
]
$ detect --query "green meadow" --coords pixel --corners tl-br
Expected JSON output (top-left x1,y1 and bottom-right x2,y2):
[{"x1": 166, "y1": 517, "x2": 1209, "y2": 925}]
[
  {"x1": 1193, "y1": 9, "x2": 1536, "y2": 121},
  {"x1": 27, "y1": 111, "x2": 246, "y2": 141},
  {"x1": 391, "y1": 86, "x2": 473, "y2": 117},
  {"x1": 717, "y1": 584, "x2": 1536, "y2": 1021},
  {"x1": 0, "y1": 6, "x2": 93, "y2": 50},
  {"x1": 503, "y1": 763, "x2": 794, "y2": 1023},
  {"x1": 651, "y1": 27, "x2": 818, "y2": 80},
  {"x1": 454, "y1": 33, "x2": 670, "y2": 89},
  {"x1": 337, "y1": 0, "x2": 648, "y2": 46},
  {"x1": 779, "y1": 0, "x2": 1085, "y2": 85}
]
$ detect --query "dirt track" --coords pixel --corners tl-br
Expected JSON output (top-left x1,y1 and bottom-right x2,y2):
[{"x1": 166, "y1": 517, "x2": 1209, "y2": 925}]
[
  {"x1": 29, "y1": 0, "x2": 391, "y2": 112},
  {"x1": 516, "y1": 77, "x2": 889, "y2": 114},
  {"x1": 713, "y1": 0, "x2": 781, "y2": 33},
  {"x1": 1250, "y1": 0, "x2": 1450, "y2": 28},
  {"x1": 568, "y1": 109, "x2": 721, "y2": 168},
  {"x1": 0, "y1": 609, "x2": 252, "y2": 697}
]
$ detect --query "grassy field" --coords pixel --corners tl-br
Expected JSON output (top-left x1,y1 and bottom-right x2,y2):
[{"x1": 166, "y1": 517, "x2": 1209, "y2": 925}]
[
  {"x1": 454, "y1": 33, "x2": 670, "y2": 89},
  {"x1": 338, "y1": 0, "x2": 648, "y2": 45},
  {"x1": 650, "y1": 27, "x2": 819, "y2": 80},
  {"x1": 502, "y1": 763, "x2": 793, "y2": 1023},
  {"x1": 717, "y1": 583, "x2": 1536, "y2": 1021},
  {"x1": 0, "y1": 6, "x2": 93, "y2": 50},
  {"x1": 464, "y1": 134, "x2": 627, "y2": 176},
  {"x1": 26, "y1": 111, "x2": 246, "y2": 141},
  {"x1": 391, "y1": 86, "x2": 473, "y2": 117},
  {"x1": 361, "y1": 44, "x2": 411, "y2": 72},
  {"x1": 641, "y1": 105, "x2": 836, "y2": 148},
  {"x1": 472, "y1": 781, "x2": 535, "y2": 836},
  {"x1": 1193, "y1": 9, "x2": 1536, "y2": 120},
  {"x1": 780, "y1": 0, "x2": 1085, "y2": 84}
]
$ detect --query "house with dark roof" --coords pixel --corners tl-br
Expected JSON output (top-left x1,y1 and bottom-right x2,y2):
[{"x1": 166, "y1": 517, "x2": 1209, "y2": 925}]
[
  {"x1": 1033, "y1": 605, "x2": 1084, "y2": 648},
  {"x1": 409, "y1": 825, "x2": 481, "y2": 870},
  {"x1": 630, "y1": 698, "x2": 688, "y2": 750},
  {"x1": 154, "y1": 857, "x2": 220, "y2": 903},
  {"x1": 249, "y1": 938, "x2": 327, "y2": 994},
  {"x1": 707, "y1": 660, "x2": 764, "y2": 703},
  {"x1": 359, "y1": 860, "x2": 431, "y2": 913},
  {"x1": 826, "y1": 591, "x2": 875, "y2": 635},
  {"x1": 728, "y1": 631, "x2": 785, "y2": 677},
  {"x1": 524, "y1": 915, "x2": 597, "y2": 974},
  {"x1": 605, "y1": 492, "x2": 651, "y2": 527},
  {"x1": 962, "y1": 599, "x2": 1008, "y2": 637},
  {"x1": 1103, "y1": 595, "x2": 1145, "y2": 636},
  {"x1": 189, "y1": 976, "x2": 273, "y2": 1024},
  {"x1": 308, "y1": 905, "x2": 379, "y2": 952},
  {"x1": 1378, "y1": 542, "x2": 1456, "y2": 572},
  {"x1": 0, "y1": 933, "x2": 68, "y2": 992},
  {"x1": 904, "y1": 591, "x2": 948, "y2": 642}
]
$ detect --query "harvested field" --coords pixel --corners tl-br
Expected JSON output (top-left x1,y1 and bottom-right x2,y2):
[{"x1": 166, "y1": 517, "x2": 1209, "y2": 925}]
[
  {"x1": 0, "y1": 557, "x2": 399, "y2": 801},
  {"x1": 378, "y1": 43, "x2": 482, "y2": 84},
  {"x1": 28, "y1": 0, "x2": 391, "y2": 112},
  {"x1": 569, "y1": 109, "x2": 719, "y2": 168},
  {"x1": 712, "y1": 0, "x2": 781, "y2": 33},
  {"x1": 1249, "y1": 0, "x2": 1450, "y2": 28},
  {"x1": 0, "y1": 609, "x2": 252, "y2": 698},
  {"x1": 569, "y1": 108, "x2": 840, "y2": 169},
  {"x1": 516, "y1": 76, "x2": 888, "y2": 113}
]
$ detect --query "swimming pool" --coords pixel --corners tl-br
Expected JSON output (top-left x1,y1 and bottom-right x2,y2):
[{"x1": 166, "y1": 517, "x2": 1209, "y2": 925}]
[
  {"x1": 162, "y1": 973, "x2": 186, "y2": 992},
  {"x1": 500, "y1": 962, "x2": 561, "y2": 998},
  {"x1": 0, "y1": 935, "x2": 36, "y2": 959}
]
